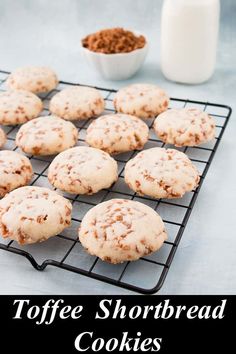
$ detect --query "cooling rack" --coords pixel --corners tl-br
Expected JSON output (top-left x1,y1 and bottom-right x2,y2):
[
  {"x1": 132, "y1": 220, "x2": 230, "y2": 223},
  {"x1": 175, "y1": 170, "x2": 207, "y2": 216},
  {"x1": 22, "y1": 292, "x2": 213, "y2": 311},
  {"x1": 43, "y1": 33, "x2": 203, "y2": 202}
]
[{"x1": 0, "y1": 69, "x2": 232, "y2": 294}]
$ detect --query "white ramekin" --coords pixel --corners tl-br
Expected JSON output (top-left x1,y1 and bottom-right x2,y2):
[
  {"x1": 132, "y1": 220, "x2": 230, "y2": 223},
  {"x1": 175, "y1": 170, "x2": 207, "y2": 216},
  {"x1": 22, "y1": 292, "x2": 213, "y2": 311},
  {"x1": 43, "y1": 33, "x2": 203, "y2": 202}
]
[{"x1": 81, "y1": 31, "x2": 148, "y2": 81}]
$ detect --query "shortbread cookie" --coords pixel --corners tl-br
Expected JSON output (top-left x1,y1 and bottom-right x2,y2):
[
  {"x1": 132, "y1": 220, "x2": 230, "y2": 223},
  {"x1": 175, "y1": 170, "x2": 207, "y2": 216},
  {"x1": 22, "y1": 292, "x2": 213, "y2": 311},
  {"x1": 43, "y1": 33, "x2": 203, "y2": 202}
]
[
  {"x1": 0, "y1": 186, "x2": 71, "y2": 244},
  {"x1": 125, "y1": 147, "x2": 200, "y2": 199},
  {"x1": 154, "y1": 108, "x2": 215, "y2": 147},
  {"x1": 86, "y1": 113, "x2": 149, "y2": 154},
  {"x1": 49, "y1": 86, "x2": 105, "y2": 120},
  {"x1": 79, "y1": 198, "x2": 167, "y2": 264},
  {"x1": 0, "y1": 90, "x2": 43, "y2": 125},
  {"x1": 0, "y1": 128, "x2": 6, "y2": 148},
  {"x1": 114, "y1": 83, "x2": 169, "y2": 119},
  {"x1": 0, "y1": 150, "x2": 33, "y2": 197},
  {"x1": 16, "y1": 115, "x2": 78, "y2": 155},
  {"x1": 48, "y1": 146, "x2": 118, "y2": 194},
  {"x1": 6, "y1": 66, "x2": 58, "y2": 93}
]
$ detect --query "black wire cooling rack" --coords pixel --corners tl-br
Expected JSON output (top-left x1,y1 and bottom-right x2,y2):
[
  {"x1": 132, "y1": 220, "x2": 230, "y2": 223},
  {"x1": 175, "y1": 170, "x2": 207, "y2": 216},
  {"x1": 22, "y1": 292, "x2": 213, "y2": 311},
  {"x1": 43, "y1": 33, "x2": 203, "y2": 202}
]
[{"x1": 0, "y1": 69, "x2": 232, "y2": 294}]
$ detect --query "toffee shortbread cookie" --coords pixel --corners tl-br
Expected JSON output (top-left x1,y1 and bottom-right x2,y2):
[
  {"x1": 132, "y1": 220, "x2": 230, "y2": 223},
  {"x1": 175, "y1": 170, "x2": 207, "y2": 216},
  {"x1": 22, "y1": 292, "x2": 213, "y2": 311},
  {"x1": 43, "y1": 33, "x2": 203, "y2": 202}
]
[
  {"x1": 124, "y1": 147, "x2": 200, "y2": 199},
  {"x1": 48, "y1": 146, "x2": 118, "y2": 194},
  {"x1": 16, "y1": 115, "x2": 78, "y2": 155},
  {"x1": 86, "y1": 113, "x2": 149, "y2": 154},
  {"x1": 0, "y1": 90, "x2": 43, "y2": 125},
  {"x1": 0, "y1": 186, "x2": 72, "y2": 244},
  {"x1": 154, "y1": 108, "x2": 216, "y2": 147},
  {"x1": 6, "y1": 66, "x2": 58, "y2": 93},
  {"x1": 0, "y1": 128, "x2": 6, "y2": 148},
  {"x1": 49, "y1": 86, "x2": 105, "y2": 120},
  {"x1": 114, "y1": 83, "x2": 169, "y2": 119},
  {"x1": 0, "y1": 150, "x2": 33, "y2": 197},
  {"x1": 79, "y1": 198, "x2": 167, "y2": 264}
]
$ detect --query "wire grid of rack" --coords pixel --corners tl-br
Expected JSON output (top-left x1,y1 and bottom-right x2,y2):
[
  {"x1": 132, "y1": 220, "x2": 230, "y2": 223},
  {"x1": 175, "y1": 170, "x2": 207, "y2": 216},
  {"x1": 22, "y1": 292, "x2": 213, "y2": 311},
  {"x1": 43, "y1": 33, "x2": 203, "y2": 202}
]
[{"x1": 0, "y1": 69, "x2": 232, "y2": 294}]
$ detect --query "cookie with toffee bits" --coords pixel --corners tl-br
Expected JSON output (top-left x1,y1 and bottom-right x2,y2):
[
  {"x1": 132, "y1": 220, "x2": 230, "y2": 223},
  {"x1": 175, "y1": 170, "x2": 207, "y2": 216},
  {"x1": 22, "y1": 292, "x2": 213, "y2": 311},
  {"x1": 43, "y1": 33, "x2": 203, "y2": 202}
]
[
  {"x1": 124, "y1": 147, "x2": 200, "y2": 199},
  {"x1": 48, "y1": 146, "x2": 118, "y2": 195},
  {"x1": 0, "y1": 90, "x2": 43, "y2": 125},
  {"x1": 86, "y1": 113, "x2": 149, "y2": 154},
  {"x1": 0, "y1": 150, "x2": 33, "y2": 197},
  {"x1": 16, "y1": 115, "x2": 78, "y2": 155},
  {"x1": 114, "y1": 83, "x2": 169, "y2": 119},
  {"x1": 0, "y1": 186, "x2": 72, "y2": 244},
  {"x1": 6, "y1": 66, "x2": 58, "y2": 93},
  {"x1": 154, "y1": 108, "x2": 215, "y2": 147},
  {"x1": 49, "y1": 86, "x2": 105, "y2": 121},
  {"x1": 79, "y1": 198, "x2": 167, "y2": 264},
  {"x1": 0, "y1": 128, "x2": 6, "y2": 148}
]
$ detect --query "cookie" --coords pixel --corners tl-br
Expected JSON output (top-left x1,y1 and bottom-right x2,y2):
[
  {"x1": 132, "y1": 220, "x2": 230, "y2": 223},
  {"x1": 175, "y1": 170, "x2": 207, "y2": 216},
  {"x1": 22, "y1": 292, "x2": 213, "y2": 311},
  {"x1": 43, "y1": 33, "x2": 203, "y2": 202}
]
[
  {"x1": 79, "y1": 198, "x2": 167, "y2": 264},
  {"x1": 49, "y1": 86, "x2": 105, "y2": 120},
  {"x1": 0, "y1": 90, "x2": 43, "y2": 125},
  {"x1": 86, "y1": 113, "x2": 149, "y2": 154},
  {"x1": 114, "y1": 83, "x2": 169, "y2": 119},
  {"x1": 154, "y1": 108, "x2": 216, "y2": 147},
  {"x1": 16, "y1": 115, "x2": 78, "y2": 155},
  {"x1": 6, "y1": 66, "x2": 58, "y2": 93},
  {"x1": 124, "y1": 147, "x2": 200, "y2": 199},
  {"x1": 0, "y1": 150, "x2": 33, "y2": 197},
  {"x1": 0, "y1": 128, "x2": 6, "y2": 148},
  {"x1": 0, "y1": 186, "x2": 71, "y2": 244},
  {"x1": 48, "y1": 146, "x2": 118, "y2": 194}
]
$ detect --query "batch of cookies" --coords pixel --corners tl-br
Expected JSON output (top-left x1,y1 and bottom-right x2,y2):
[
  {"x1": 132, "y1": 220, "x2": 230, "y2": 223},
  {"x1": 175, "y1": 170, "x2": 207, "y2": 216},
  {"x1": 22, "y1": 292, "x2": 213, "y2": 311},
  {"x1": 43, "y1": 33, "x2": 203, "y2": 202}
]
[{"x1": 0, "y1": 66, "x2": 216, "y2": 264}]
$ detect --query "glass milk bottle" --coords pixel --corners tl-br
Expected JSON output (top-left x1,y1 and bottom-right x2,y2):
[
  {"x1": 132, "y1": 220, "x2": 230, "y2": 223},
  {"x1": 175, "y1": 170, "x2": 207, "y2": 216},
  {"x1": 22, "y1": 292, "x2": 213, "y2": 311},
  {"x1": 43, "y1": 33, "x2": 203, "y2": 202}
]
[{"x1": 160, "y1": 0, "x2": 220, "y2": 84}]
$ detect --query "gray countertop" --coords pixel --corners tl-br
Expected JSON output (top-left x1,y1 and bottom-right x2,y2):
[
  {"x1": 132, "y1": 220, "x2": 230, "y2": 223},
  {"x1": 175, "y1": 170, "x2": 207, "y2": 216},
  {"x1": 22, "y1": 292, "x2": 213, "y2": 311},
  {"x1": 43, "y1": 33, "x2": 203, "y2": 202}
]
[{"x1": 0, "y1": 0, "x2": 235, "y2": 295}]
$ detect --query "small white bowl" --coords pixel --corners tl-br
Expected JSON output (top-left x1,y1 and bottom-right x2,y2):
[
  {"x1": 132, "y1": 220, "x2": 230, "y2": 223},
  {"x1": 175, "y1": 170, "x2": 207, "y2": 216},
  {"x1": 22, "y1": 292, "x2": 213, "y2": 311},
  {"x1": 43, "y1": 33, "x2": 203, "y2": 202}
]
[{"x1": 81, "y1": 31, "x2": 148, "y2": 81}]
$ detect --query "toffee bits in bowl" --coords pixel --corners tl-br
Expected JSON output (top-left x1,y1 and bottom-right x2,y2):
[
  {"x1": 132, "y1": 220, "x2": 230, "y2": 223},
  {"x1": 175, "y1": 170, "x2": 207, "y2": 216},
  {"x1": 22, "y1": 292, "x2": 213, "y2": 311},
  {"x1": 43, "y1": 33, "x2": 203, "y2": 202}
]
[
  {"x1": 82, "y1": 27, "x2": 146, "y2": 54},
  {"x1": 81, "y1": 27, "x2": 148, "y2": 80}
]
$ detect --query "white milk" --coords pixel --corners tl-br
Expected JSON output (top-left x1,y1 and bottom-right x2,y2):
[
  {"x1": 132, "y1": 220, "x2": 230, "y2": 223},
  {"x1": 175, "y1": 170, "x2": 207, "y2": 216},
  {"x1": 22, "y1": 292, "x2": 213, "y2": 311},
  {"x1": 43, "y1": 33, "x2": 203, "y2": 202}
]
[{"x1": 160, "y1": 0, "x2": 220, "y2": 84}]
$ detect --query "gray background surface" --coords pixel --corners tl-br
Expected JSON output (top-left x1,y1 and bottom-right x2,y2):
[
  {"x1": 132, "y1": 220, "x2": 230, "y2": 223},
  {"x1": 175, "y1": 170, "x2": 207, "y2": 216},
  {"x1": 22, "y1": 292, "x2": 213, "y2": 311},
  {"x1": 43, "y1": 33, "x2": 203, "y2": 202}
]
[{"x1": 0, "y1": 0, "x2": 235, "y2": 294}]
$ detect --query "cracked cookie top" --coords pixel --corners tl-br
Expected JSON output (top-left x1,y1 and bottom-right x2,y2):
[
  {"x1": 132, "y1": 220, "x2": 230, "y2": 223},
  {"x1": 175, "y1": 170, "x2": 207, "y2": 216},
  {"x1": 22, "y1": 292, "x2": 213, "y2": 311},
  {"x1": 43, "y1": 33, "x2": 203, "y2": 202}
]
[
  {"x1": 86, "y1": 113, "x2": 149, "y2": 154},
  {"x1": 48, "y1": 146, "x2": 118, "y2": 195},
  {"x1": 114, "y1": 83, "x2": 169, "y2": 119},
  {"x1": 49, "y1": 86, "x2": 105, "y2": 121},
  {"x1": 0, "y1": 150, "x2": 33, "y2": 197},
  {"x1": 6, "y1": 66, "x2": 58, "y2": 93},
  {"x1": 0, "y1": 186, "x2": 71, "y2": 244},
  {"x1": 79, "y1": 198, "x2": 167, "y2": 264},
  {"x1": 154, "y1": 108, "x2": 215, "y2": 147},
  {"x1": 16, "y1": 115, "x2": 78, "y2": 156},
  {"x1": 0, "y1": 90, "x2": 43, "y2": 125},
  {"x1": 124, "y1": 147, "x2": 200, "y2": 199}
]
